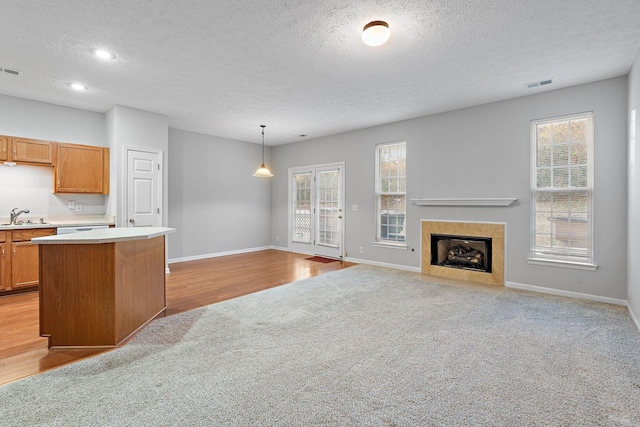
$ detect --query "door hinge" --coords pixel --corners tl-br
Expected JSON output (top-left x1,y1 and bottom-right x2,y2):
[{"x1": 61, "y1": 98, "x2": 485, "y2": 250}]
[
  {"x1": 157, "y1": 208, "x2": 160, "y2": 214},
  {"x1": 157, "y1": 164, "x2": 160, "y2": 170}
]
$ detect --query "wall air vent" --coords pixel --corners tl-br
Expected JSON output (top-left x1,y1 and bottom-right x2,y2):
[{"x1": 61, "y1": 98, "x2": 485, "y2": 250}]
[
  {"x1": 1, "y1": 67, "x2": 22, "y2": 76},
  {"x1": 525, "y1": 78, "x2": 553, "y2": 89}
]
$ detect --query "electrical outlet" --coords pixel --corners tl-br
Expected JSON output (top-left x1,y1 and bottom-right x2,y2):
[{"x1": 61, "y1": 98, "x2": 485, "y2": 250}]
[
  {"x1": 352, "y1": 204, "x2": 358, "y2": 211},
  {"x1": 359, "y1": 246, "x2": 364, "y2": 253},
  {"x1": 275, "y1": 236, "x2": 279, "y2": 243},
  {"x1": 68, "y1": 200, "x2": 75, "y2": 210},
  {"x1": 75, "y1": 203, "x2": 83, "y2": 212}
]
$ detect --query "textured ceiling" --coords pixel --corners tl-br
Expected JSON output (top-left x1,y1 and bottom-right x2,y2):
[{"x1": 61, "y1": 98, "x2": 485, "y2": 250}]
[{"x1": 0, "y1": 0, "x2": 639, "y2": 145}]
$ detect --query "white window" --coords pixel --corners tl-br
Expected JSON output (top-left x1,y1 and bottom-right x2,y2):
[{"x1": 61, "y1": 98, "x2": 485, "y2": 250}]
[
  {"x1": 376, "y1": 141, "x2": 406, "y2": 245},
  {"x1": 530, "y1": 112, "x2": 594, "y2": 265}
]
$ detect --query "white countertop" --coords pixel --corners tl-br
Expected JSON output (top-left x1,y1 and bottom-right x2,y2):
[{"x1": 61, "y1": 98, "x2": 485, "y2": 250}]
[{"x1": 32, "y1": 227, "x2": 175, "y2": 244}]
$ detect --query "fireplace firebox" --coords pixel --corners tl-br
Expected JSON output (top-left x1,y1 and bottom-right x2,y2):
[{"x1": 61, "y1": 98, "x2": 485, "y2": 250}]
[{"x1": 430, "y1": 234, "x2": 492, "y2": 273}]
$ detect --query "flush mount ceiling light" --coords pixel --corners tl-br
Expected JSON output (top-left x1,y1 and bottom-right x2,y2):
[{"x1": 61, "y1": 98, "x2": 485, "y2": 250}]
[
  {"x1": 362, "y1": 20, "x2": 390, "y2": 46},
  {"x1": 92, "y1": 49, "x2": 116, "y2": 60},
  {"x1": 253, "y1": 125, "x2": 273, "y2": 177},
  {"x1": 67, "y1": 82, "x2": 88, "y2": 91}
]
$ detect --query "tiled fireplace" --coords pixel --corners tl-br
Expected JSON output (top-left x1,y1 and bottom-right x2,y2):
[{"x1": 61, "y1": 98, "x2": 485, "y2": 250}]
[{"x1": 421, "y1": 220, "x2": 505, "y2": 286}]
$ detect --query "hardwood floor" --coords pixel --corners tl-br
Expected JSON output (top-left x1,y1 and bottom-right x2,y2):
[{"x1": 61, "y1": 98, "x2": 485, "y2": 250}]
[{"x1": 0, "y1": 250, "x2": 355, "y2": 386}]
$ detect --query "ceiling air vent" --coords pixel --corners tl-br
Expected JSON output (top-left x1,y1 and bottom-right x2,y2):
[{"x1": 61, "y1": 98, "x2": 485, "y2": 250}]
[
  {"x1": 525, "y1": 78, "x2": 553, "y2": 89},
  {"x1": 1, "y1": 67, "x2": 22, "y2": 76}
]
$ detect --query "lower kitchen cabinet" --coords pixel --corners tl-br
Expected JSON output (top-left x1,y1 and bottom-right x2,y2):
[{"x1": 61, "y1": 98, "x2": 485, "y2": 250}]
[
  {"x1": 11, "y1": 241, "x2": 41, "y2": 288},
  {"x1": 0, "y1": 231, "x2": 8, "y2": 290},
  {"x1": 0, "y1": 228, "x2": 55, "y2": 293}
]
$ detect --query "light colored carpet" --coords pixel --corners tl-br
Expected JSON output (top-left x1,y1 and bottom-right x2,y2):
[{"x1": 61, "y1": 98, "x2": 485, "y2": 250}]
[{"x1": 1, "y1": 265, "x2": 640, "y2": 426}]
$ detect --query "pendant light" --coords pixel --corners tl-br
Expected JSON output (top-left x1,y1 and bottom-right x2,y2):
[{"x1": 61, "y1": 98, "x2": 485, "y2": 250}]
[{"x1": 253, "y1": 125, "x2": 273, "y2": 177}]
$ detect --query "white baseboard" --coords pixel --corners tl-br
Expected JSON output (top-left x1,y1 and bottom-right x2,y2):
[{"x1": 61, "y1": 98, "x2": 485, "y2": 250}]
[
  {"x1": 628, "y1": 304, "x2": 640, "y2": 334},
  {"x1": 270, "y1": 245, "x2": 291, "y2": 252},
  {"x1": 506, "y1": 281, "x2": 627, "y2": 306},
  {"x1": 343, "y1": 256, "x2": 420, "y2": 273},
  {"x1": 168, "y1": 246, "x2": 272, "y2": 264}
]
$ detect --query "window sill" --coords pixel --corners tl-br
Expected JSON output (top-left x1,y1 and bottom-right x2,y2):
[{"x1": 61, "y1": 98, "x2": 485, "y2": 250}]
[
  {"x1": 373, "y1": 242, "x2": 408, "y2": 250},
  {"x1": 527, "y1": 258, "x2": 598, "y2": 271}
]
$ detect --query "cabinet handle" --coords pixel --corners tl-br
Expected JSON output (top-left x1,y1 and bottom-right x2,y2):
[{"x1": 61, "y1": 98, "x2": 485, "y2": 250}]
[
  {"x1": 1, "y1": 247, "x2": 4, "y2": 257},
  {"x1": 13, "y1": 248, "x2": 16, "y2": 256}
]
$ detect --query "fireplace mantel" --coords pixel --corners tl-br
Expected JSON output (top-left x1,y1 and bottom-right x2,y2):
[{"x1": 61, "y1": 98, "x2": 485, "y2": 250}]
[{"x1": 411, "y1": 198, "x2": 517, "y2": 207}]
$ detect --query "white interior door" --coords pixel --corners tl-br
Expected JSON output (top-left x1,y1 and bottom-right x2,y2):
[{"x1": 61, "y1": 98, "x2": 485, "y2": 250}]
[
  {"x1": 289, "y1": 163, "x2": 344, "y2": 259},
  {"x1": 126, "y1": 148, "x2": 161, "y2": 228}
]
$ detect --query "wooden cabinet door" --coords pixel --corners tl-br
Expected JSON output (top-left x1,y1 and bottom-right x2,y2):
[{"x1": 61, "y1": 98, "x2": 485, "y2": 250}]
[
  {"x1": 9, "y1": 228, "x2": 55, "y2": 290},
  {"x1": 54, "y1": 143, "x2": 109, "y2": 194},
  {"x1": 11, "y1": 242, "x2": 40, "y2": 288},
  {"x1": 10, "y1": 137, "x2": 53, "y2": 164},
  {"x1": 0, "y1": 243, "x2": 8, "y2": 291},
  {"x1": 0, "y1": 136, "x2": 8, "y2": 161}
]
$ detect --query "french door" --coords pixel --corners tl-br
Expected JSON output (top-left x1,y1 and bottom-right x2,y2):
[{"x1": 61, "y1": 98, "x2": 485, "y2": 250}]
[{"x1": 289, "y1": 163, "x2": 344, "y2": 259}]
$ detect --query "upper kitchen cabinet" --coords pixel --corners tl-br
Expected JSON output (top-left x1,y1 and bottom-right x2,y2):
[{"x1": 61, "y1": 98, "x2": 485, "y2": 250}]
[
  {"x1": 53, "y1": 143, "x2": 109, "y2": 194},
  {"x1": 0, "y1": 136, "x2": 8, "y2": 161},
  {"x1": 10, "y1": 137, "x2": 53, "y2": 165}
]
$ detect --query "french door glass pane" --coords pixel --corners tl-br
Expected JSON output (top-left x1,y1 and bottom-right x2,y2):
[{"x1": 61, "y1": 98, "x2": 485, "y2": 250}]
[
  {"x1": 293, "y1": 173, "x2": 311, "y2": 243},
  {"x1": 318, "y1": 170, "x2": 339, "y2": 246}
]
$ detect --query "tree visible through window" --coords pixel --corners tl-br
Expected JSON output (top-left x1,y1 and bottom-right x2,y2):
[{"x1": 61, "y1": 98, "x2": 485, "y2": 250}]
[
  {"x1": 376, "y1": 141, "x2": 406, "y2": 244},
  {"x1": 531, "y1": 112, "x2": 593, "y2": 263}
]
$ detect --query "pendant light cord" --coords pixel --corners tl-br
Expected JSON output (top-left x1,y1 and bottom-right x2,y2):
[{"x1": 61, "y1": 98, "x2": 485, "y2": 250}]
[{"x1": 261, "y1": 125, "x2": 266, "y2": 164}]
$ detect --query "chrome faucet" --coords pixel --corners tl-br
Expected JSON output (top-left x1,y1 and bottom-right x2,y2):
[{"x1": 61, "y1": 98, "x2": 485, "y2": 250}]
[{"x1": 10, "y1": 208, "x2": 29, "y2": 225}]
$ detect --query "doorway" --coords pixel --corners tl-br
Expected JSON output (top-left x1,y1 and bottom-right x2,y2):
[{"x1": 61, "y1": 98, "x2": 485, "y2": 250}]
[{"x1": 289, "y1": 163, "x2": 344, "y2": 259}]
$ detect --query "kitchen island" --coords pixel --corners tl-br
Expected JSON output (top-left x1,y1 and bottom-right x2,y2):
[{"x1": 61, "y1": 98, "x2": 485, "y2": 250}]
[{"x1": 32, "y1": 227, "x2": 175, "y2": 348}]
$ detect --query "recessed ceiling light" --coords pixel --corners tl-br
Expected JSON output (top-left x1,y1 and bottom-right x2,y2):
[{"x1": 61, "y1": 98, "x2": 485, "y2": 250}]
[
  {"x1": 362, "y1": 21, "x2": 390, "y2": 46},
  {"x1": 67, "y1": 82, "x2": 89, "y2": 91},
  {"x1": 92, "y1": 49, "x2": 115, "y2": 60}
]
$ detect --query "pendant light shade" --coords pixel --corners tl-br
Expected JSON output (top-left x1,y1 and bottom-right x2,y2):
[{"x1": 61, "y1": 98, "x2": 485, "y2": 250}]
[
  {"x1": 362, "y1": 21, "x2": 390, "y2": 46},
  {"x1": 253, "y1": 125, "x2": 273, "y2": 177}
]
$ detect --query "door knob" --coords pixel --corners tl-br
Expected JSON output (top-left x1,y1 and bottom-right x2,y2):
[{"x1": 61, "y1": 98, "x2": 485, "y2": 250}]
[
  {"x1": 338, "y1": 215, "x2": 343, "y2": 219},
  {"x1": 129, "y1": 218, "x2": 135, "y2": 223}
]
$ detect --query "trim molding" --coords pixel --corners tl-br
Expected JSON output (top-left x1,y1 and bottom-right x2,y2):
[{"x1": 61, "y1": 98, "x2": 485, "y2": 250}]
[
  {"x1": 168, "y1": 246, "x2": 272, "y2": 264},
  {"x1": 629, "y1": 304, "x2": 640, "y2": 334},
  {"x1": 527, "y1": 257, "x2": 598, "y2": 271},
  {"x1": 411, "y1": 198, "x2": 517, "y2": 207},
  {"x1": 270, "y1": 245, "x2": 291, "y2": 252},
  {"x1": 343, "y1": 256, "x2": 420, "y2": 272},
  {"x1": 506, "y1": 281, "x2": 627, "y2": 306}
]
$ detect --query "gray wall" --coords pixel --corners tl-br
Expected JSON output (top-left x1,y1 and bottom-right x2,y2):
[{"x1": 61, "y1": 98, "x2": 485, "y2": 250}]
[
  {"x1": 628, "y1": 50, "x2": 640, "y2": 325},
  {"x1": 105, "y1": 105, "x2": 169, "y2": 227},
  {"x1": 272, "y1": 77, "x2": 629, "y2": 300},
  {"x1": 167, "y1": 128, "x2": 272, "y2": 261},
  {"x1": 0, "y1": 94, "x2": 108, "y2": 218}
]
